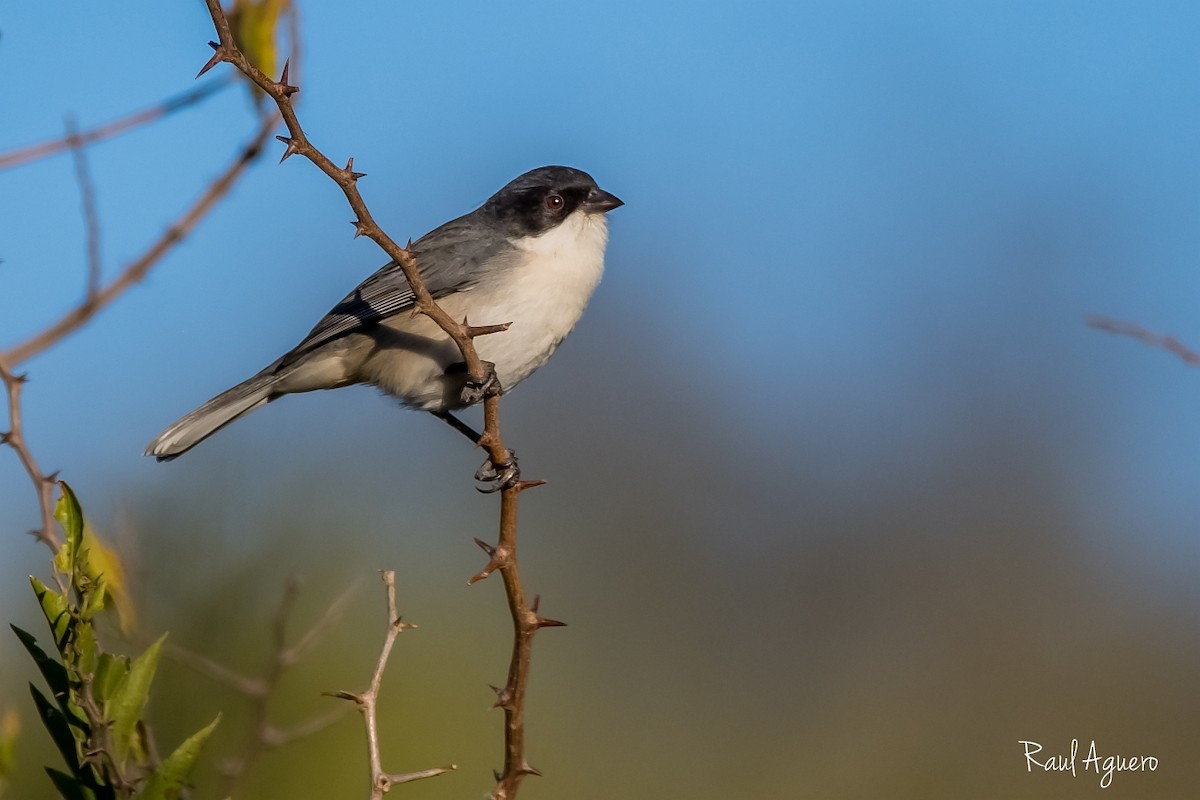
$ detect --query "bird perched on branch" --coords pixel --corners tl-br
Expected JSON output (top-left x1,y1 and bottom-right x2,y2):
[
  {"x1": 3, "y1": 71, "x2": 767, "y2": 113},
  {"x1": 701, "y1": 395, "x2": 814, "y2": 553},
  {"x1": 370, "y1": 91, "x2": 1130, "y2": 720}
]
[{"x1": 146, "y1": 165, "x2": 622, "y2": 487}]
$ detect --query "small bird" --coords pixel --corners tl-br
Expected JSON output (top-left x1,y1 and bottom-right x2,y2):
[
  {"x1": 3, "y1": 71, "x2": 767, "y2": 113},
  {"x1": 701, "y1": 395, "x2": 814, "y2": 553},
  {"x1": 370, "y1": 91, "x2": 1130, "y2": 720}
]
[{"x1": 146, "y1": 165, "x2": 622, "y2": 486}]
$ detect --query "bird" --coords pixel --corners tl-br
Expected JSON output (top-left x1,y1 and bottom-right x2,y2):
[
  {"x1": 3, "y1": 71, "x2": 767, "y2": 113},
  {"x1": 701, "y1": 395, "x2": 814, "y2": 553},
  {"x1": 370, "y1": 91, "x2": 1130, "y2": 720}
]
[{"x1": 145, "y1": 165, "x2": 622, "y2": 486}]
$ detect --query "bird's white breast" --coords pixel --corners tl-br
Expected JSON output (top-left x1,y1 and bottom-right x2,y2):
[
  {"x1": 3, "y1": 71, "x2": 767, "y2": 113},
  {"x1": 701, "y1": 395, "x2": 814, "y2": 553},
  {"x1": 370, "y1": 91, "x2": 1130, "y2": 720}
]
[{"x1": 467, "y1": 210, "x2": 609, "y2": 387}]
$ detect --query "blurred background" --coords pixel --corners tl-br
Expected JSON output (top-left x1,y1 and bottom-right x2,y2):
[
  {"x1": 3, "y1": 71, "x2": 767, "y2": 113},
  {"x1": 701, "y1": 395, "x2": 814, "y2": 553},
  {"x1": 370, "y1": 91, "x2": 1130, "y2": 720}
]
[{"x1": 3, "y1": 1, "x2": 1200, "y2": 797}]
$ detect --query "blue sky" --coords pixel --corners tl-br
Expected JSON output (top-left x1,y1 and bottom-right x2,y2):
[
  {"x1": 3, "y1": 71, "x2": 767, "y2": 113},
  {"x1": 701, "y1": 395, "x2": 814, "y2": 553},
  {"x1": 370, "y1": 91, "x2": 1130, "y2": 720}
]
[
  {"x1": 6, "y1": 4, "x2": 1200, "y2": 796},
  {"x1": 4, "y1": 2, "x2": 1200, "y2": 574}
]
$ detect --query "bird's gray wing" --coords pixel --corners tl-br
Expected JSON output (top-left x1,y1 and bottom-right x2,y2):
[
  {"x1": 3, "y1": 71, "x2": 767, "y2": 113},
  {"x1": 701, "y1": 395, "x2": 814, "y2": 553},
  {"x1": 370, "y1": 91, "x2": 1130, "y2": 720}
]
[{"x1": 279, "y1": 213, "x2": 511, "y2": 367}]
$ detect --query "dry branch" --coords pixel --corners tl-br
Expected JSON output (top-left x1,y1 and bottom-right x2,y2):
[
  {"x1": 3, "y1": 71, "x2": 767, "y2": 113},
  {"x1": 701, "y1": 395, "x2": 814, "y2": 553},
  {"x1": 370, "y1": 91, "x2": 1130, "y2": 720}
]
[
  {"x1": 1086, "y1": 314, "x2": 1200, "y2": 367},
  {"x1": 0, "y1": 79, "x2": 232, "y2": 172},
  {"x1": 65, "y1": 117, "x2": 104, "y2": 301},
  {"x1": 327, "y1": 571, "x2": 455, "y2": 798},
  {"x1": 167, "y1": 578, "x2": 359, "y2": 796},
  {"x1": 196, "y1": 4, "x2": 561, "y2": 796},
  {"x1": 2, "y1": 110, "x2": 278, "y2": 367},
  {"x1": 0, "y1": 360, "x2": 59, "y2": 550}
]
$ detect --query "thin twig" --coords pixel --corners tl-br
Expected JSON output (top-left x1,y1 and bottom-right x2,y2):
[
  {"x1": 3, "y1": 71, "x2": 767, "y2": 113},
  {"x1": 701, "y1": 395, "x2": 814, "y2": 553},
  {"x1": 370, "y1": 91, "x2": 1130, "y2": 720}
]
[
  {"x1": 283, "y1": 577, "x2": 361, "y2": 665},
  {"x1": 65, "y1": 116, "x2": 103, "y2": 302},
  {"x1": 328, "y1": 571, "x2": 455, "y2": 799},
  {"x1": 2, "y1": 109, "x2": 277, "y2": 367},
  {"x1": 0, "y1": 359, "x2": 59, "y2": 550},
  {"x1": 1086, "y1": 314, "x2": 1200, "y2": 367},
  {"x1": 167, "y1": 578, "x2": 357, "y2": 796},
  {"x1": 0, "y1": 78, "x2": 233, "y2": 172},
  {"x1": 165, "y1": 643, "x2": 267, "y2": 698},
  {"x1": 196, "y1": 7, "x2": 557, "y2": 795}
]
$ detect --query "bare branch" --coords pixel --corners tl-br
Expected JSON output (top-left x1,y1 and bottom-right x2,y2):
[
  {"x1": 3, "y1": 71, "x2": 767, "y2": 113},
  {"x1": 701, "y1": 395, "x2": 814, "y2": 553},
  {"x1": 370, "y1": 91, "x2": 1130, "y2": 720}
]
[
  {"x1": 197, "y1": 0, "x2": 512, "y2": 469},
  {"x1": 65, "y1": 116, "x2": 103, "y2": 302},
  {"x1": 283, "y1": 577, "x2": 361, "y2": 665},
  {"x1": 0, "y1": 78, "x2": 233, "y2": 172},
  {"x1": 2, "y1": 110, "x2": 277, "y2": 366},
  {"x1": 265, "y1": 705, "x2": 346, "y2": 746},
  {"x1": 328, "y1": 571, "x2": 455, "y2": 799},
  {"x1": 1086, "y1": 314, "x2": 1200, "y2": 367},
  {"x1": 168, "y1": 578, "x2": 358, "y2": 795},
  {"x1": 196, "y1": 6, "x2": 554, "y2": 796},
  {"x1": 0, "y1": 359, "x2": 59, "y2": 550},
  {"x1": 166, "y1": 642, "x2": 267, "y2": 698}
]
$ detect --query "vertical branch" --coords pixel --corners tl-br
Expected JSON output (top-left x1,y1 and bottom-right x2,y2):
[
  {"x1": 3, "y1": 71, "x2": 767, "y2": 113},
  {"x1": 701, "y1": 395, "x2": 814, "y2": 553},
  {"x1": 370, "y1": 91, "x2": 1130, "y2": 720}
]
[
  {"x1": 328, "y1": 571, "x2": 455, "y2": 798},
  {"x1": 0, "y1": 358, "x2": 60, "y2": 551},
  {"x1": 470, "y1": 479, "x2": 562, "y2": 799},
  {"x1": 65, "y1": 116, "x2": 103, "y2": 302},
  {"x1": 195, "y1": 7, "x2": 561, "y2": 797}
]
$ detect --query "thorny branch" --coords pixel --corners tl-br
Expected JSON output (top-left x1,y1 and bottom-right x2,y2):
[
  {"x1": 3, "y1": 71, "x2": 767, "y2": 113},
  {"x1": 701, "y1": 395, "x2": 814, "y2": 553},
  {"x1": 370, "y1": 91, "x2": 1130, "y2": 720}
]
[
  {"x1": 2, "y1": 110, "x2": 278, "y2": 367},
  {"x1": 327, "y1": 571, "x2": 455, "y2": 799},
  {"x1": 199, "y1": 4, "x2": 562, "y2": 797},
  {"x1": 167, "y1": 578, "x2": 359, "y2": 797},
  {"x1": 0, "y1": 359, "x2": 59, "y2": 550},
  {"x1": 1086, "y1": 314, "x2": 1200, "y2": 367},
  {"x1": 2, "y1": 107, "x2": 278, "y2": 544}
]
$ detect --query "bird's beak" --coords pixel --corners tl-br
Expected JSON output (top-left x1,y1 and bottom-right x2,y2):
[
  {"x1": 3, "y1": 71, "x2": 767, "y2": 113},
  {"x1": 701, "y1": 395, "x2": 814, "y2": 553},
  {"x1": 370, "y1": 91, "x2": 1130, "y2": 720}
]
[{"x1": 583, "y1": 187, "x2": 624, "y2": 213}]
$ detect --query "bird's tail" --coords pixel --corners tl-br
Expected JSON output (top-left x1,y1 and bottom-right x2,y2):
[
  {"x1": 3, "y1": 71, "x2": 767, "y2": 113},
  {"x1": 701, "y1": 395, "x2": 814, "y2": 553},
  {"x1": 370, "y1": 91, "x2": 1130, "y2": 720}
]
[{"x1": 145, "y1": 372, "x2": 280, "y2": 461}]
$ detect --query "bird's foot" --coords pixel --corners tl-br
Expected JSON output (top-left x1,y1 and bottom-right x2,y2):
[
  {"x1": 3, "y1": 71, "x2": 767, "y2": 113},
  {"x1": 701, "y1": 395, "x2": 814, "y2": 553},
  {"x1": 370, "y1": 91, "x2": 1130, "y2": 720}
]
[
  {"x1": 475, "y1": 449, "x2": 519, "y2": 493},
  {"x1": 460, "y1": 361, "x2": 502, "y2": 406}
]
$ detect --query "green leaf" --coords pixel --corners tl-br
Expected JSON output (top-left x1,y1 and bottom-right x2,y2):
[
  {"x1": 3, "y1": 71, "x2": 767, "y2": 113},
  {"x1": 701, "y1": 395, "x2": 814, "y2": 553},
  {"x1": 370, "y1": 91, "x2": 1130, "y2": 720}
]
[
  {"x1": 92, "y1": 653, "x2": 129, "y2": 706},
  {"x1": 30, "y1": 686, "x2": 82, "y2": 777},
  {"x1": 30, "y1": 577, "x2": 71, "y2": 647},
  {"x1": 80, "y1": 572, "x2": 109, "y2": 623},
  {"x1": 134, "y1": 715, "x2": 220, "y2": 800},
  {"x1": 106, "y1": 635, "x2": 164, "y2": 764},
  {"x1": 73, "y1": 623, "x2": 98, "y2": 680},
  {"x1": 53, "y1": 483, "x2": 85, "y2": 576},
  {"x1": 11, "y1": 625, "x2": 70, "y2": 702}
]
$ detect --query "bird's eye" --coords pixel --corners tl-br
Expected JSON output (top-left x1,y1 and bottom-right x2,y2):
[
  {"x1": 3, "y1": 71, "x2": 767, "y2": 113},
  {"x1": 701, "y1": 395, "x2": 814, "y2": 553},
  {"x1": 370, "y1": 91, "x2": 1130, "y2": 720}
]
[{"x1": 544, "y1": 193, "x2": 565, "y2": 212}]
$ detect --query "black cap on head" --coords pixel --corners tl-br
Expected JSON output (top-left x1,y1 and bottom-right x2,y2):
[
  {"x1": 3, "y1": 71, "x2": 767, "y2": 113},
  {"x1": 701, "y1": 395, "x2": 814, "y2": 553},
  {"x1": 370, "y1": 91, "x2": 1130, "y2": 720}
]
[{"x1": 484, "y1": 166, "x2": 622, "y2": 237}]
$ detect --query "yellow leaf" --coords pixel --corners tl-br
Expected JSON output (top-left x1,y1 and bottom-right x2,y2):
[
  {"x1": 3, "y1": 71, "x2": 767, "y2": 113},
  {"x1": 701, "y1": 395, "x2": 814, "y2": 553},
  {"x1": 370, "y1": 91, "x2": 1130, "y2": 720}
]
[
  {"x1": 229, "y1": 0, "x2": 290, "y2": 78},
  {"x1": 81, "y1": 520, "x2": 138, "y2": 635}
]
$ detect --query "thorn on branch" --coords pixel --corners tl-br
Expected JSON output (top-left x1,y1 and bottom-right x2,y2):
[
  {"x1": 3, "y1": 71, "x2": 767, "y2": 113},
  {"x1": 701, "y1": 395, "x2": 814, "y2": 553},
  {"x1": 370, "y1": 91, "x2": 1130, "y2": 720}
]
[
  {"x1": 383, "y1": 765, "x2": 457, "y2": 785},
  {"x1": 469, "y1": 538, "x2": 505, "y2": 584},
  {"x1": 196, "y1": 42, "x2": 229, "y2": 79},
  {"x1": 344, "y1": 157, "x2": 366, "y2": 182},
  {"x1": 469, "y1": 563, "x2": 498, "y2": 585},
  {"x1": 351, "y1": 219, "x2": 371, "y2": 239},
  {"x1": 325, "y1": 689, "x2": 367, "y2": 709},
  {"x1": 276, "y1": 135, "x2": 300, "y2": 163},
  {"x1": 463, "y1": 319, "x2": 513, "y2": 339},
  {"x1": 277, "y1": 59, "x2": 299, "y2": 97},
  {"x1": 530, "y1": 595, "x2": 566, "y2": 629}
]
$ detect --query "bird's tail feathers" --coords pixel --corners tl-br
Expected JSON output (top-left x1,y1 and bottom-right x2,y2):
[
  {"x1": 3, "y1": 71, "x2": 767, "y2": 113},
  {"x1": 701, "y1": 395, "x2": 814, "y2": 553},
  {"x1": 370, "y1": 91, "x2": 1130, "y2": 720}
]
[{"x1": 146, "y1": 372, "x2": 280, "y2": 460}]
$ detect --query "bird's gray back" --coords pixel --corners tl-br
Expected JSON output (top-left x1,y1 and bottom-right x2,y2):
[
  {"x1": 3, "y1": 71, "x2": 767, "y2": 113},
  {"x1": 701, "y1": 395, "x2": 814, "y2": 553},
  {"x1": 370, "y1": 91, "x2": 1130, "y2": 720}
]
[{"x1": 279, "y1": 212, "x2": 515, "y2": 367}]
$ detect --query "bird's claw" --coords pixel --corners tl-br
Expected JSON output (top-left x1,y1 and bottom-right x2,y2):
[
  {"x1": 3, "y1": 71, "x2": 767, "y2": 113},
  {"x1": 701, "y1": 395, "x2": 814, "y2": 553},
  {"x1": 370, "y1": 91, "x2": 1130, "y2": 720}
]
[
  {"x1": 475, "y1": 450, "x2": 519, "y2": 493},
  {"x1": 460, "y1": 361, "x2": 501, "y2": 406}
]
